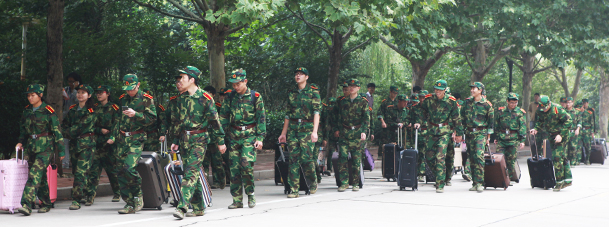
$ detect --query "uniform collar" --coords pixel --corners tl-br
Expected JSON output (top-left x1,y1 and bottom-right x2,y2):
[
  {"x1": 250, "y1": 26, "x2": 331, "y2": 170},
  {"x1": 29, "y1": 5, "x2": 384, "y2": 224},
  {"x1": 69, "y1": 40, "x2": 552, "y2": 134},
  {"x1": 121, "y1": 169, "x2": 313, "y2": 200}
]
[{"x1": 473, "y1": 96, "x2": 487, "y2": 104}]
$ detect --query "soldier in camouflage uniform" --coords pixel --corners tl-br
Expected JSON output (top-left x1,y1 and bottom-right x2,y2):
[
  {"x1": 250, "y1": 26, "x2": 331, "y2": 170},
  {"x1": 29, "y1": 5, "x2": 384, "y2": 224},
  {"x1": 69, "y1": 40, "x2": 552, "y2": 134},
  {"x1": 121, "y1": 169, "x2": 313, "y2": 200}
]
[
  {"x1": 444, "y1": 87, "x2": 456, "y2": 186},
  {"x1": 321, "y1": 97, "x2": 337, "y2": 172},
  {"x1": 170, "y1": 66, "x2": 226, "y2": 219},
  {"x1": 414, "y1": 80, "x2": 463, "y2": 193},
  {"x1": 333, "y1": 79, "x2": 370, "y2": 192},
  {"x1": 563, "y1": 97, "x2": 582, "y2": 166},
  {"x1": 16, "y1": 84, "x2": 66, "y2": 216},
  {"x1": 580, "y1": 99, "x2": 597, "y2": 165},
  {"x1": 278, "y1": 67, "x2": 322, "y2": 197},
  {"x1": 219, "y1": 69, "x2": 266, "y2": 209},
  {"x1": 457, "y1": 99, "x2": 472, "y2": 181},
  {"x1": 384, "y1": 94, "x2": 410, "y2": 146},
  {"x1": 62, "y1": 84, "x2": 98, "y2": 210},
  {"x1": 378, "y1": 86, "x2": 400, "y2": 158},
  {"x1": 205, "y1": 87, "x2": 232, "y2": 189},
  {"x1": 531, "y1": 95, "x2": 573, "y2": 191},
  {"x1": 142, "y1": 89, "x2": 166, "y2": 154},
  {"x1": 86, "y1": 85, "x2": 121, "y2": 205},
  {"x1": 461, "y1": 82, "x2": 493, "y2": 193},
  {"x1": 411, "y1": 90, "x2": 430, "y2": 182},
  {"x1": 106, "y1": 74, "x2": 157, "y2": 214},
  {"x1": 494, "y1": 93, "x2": 526, "y2": 185}
]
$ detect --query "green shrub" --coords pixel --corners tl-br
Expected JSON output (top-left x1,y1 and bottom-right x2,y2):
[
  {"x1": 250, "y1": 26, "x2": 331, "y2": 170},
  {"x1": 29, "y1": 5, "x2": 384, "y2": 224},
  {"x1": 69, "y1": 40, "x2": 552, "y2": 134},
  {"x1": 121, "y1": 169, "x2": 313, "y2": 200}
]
[
  {"x1": 263, "y1": 109, "x2": 286, "y2": 149},
  {"x1": 0, "y1": 79, "x2": 29, "y2": 158}
]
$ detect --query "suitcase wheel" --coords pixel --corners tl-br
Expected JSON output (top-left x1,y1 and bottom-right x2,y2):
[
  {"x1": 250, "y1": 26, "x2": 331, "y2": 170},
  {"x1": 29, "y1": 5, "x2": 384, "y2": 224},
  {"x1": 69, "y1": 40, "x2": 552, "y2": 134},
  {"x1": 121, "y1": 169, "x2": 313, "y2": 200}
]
[
  {"x1": 157, "y1": 206, "x2": 162, "y2": 210},
  {"x1": 399, "y1": 187, "x2": 404, "y2": 191},
  {"x1": 52, "y1": 203, "x2": 55, "y2": 208},
  {"x1": 275, "y1": 183, "x2": 278, "y2": 186}
]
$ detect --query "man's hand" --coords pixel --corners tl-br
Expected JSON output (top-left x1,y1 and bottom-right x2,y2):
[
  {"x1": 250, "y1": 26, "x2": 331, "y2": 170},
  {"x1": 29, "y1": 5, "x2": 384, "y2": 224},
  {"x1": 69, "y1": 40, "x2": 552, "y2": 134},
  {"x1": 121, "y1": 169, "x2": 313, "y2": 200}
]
[
  {"x1": 171, "y1": 144, "x2": 179, "y2": 152},
  {"x1": 254, "y1": 141, "x2": 263, "y2": 150},
  {"x1": 530, "y1": 129, "x2": 538, "y2": 135},
  {"x1": 494, "y1": 139, "x2": 497, "y2": 144},
  {"x1": 101, "y1": 129, "x2": 110, "y2": 135},
  {"x1": 398, "y1": 123, "x2": 403, "y2": 129},
  {"x1": 107, "y1": 139, "x2": 114, "y2": 145},
  {"x1": 60, "y1": 156, "x2": 65, "y2": 161},
  {"x1": 381, "y1": 122, "x2": 387, "y2": 128},
  {"x1": 414, "y1": 123, "x2": 420, "y2": 129},
  {"x1": 455, "y1": 136, "x2": 462, "y2": 143},
  {"x1": 15, "y1": 143, "x2": 23, "y2": 151},
  {"x1": 159, "y1": 136, "x2": 165, "y2": 142},
  {"x1": 555, "y1": 134, "x2": 562, "y2": 143},
  {"x1": 218, "y1": 144, "x2": 227, "y2": 154},
  {"x1": 123, "y1": 108, "x2": 136, "y2": 118},
  {"x1": 371, "y1": 135, "x2": 374, "y2": 141},
  {"x1": 311, "y1": 132, "x2": 318, "y2": 143},
  {"x1": 334, "y1": 131, "x2": 340, "y2": 138},
  {"x1": 322, "y1": 140, "x2": 327, "y2": 147},
  {"x1": 361, "y1": 133, "x2": 366, "y2": 141},
  {"x1": 278, "y1": 134, "x2": 286, "y2": 143},
  {"x1": 518, "y1": 143, "x2": 525, "y2": 149},
  {"x1": 575, "y1": 128, "x2": 580, "y2": 136}
]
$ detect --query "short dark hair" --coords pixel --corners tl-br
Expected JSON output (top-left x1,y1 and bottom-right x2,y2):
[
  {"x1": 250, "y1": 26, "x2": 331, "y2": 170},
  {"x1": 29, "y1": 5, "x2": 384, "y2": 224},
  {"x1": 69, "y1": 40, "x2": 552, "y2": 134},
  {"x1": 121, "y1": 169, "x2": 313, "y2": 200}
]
[
  {"x1": 186, "y1": 75, "x2": 199, "y2": 87},
  {"x1": 534, "y1": 93, "x2": 540, "y2": 96},
  {"x1": 413, "y1": 86, "x2": 422, "y2": 93},
  {"x1": 67, "y1": 72, "x2": 82, "y2": 84},
  {"x1": 367, "y1": 83, "x2": 376, "y2": 88},
  {"x1": 453, "y1": 93, "x2": 461, "y2": 99},
  {"x1": 203, "y1": 85, "x2": 216, "y2": 95}
]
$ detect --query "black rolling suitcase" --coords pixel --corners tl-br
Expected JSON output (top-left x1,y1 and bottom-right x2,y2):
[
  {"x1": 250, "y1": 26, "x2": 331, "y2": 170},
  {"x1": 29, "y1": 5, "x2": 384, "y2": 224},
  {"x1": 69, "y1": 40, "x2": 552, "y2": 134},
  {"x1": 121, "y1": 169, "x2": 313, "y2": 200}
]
[
  {"x1": 527, "y1": 136, "x2": 556, "y2": 189},
  {"x1": 398, "y1": 128, "x2": 418, "y2": 191},
  {"x1": 382, "y1": 128, "x2": 403, "y2": 182},
  {"x1": 137, "y1": 151, "x2": 169, "y2": 210},
  {"x1": 276, "y1": 143, "x2": 311, "y2": 195},
  {"x1": 331, "y1": 151, "x2": 364, "y2": 188},
  {"x1": 274, "y1": 143, "x2": 285, "y2": 186}
]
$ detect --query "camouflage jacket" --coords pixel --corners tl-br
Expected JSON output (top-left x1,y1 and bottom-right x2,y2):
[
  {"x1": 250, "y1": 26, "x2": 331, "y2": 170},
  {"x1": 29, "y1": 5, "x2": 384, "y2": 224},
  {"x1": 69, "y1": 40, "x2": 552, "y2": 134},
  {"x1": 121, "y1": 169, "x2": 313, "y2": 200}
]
[
  {"x1": 163, "y1": 95, "x2": 181, "y2": 140},
  {"x1": 63, "y1": 104, "x2": 98, "y2": 140},
  {"x1": 109, "y1": 90, "x2": 157, "y2": 141},
  {"x1": 494, "y1": 106, "x2": 526, "y2": 143},
  {"x1": 565, "y1": 108, "x2": 582, "y2": 130},
  {"x1": 333, "y1": 95, "x2": 371, "y2": 138},
  {"x1": 172, "y1": 88, "x2": 225, "y2": 146},
  {"x1": 219, "y1": 88, "x2": 266, "y2": 142},
  {"x1": 285, "y1": 83, "x2": 322, "y2": 132},
  {"x1": 461, "y1": 97, "x2": 494, "y2": 134},
  {"x1": 384, "y1": 104, "x2": 410, "y2": 130},
  {"x1": 94, "y1": 102, "x2": 120, "y2": 144},
  {"x1": 377, "y1": 97, "x2": 398, "y2": 120},
  {"x1": 415, "y1": 94, "x2": 463, "y2": 136},
  {"x1": 146, "y1": 104, "x2": 165, "y2": 134},
  {"x1": 534, "y1": 103, "x2": 572, "y2": 139},
  {"x1": 580, "y1": 107, "x2": 597, "y2": 133},
  {"x1": 320, "y1": 101, "x2": 336, "y2": 141},
  {"x1": 18, "y1": 102, "x2": 65, "y2": 156}
]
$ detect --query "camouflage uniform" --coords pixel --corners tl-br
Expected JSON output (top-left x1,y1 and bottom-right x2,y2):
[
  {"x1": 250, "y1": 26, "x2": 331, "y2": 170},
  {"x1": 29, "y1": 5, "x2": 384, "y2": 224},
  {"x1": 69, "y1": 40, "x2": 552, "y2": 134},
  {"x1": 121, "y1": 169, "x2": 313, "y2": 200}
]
[
  {"x1": 219, "y1": 69, "x2": 266, "y2": 206},
  {"x1": 534, "y1": 96, "x2": 572, "y2": 189},
  {"x1": 86, "y1": 85, "x2": 121, "y2": 202},
  {"x1": 321, "y1": 97, "x2": 338, "y2": 171},
  {"x1": 461, "y1": 82, "x2": 494, "y2": 189},
  {"x1": 285, "y1": 73, "x2": 322, "y2": 195},
  {"x1": 495, "y1": 93, "x2": 527, "y2": 181},
  {"x1": 333, "y1": 79, "x2": 370, "y2": 190},
  {"x1": 17, "y1": 84, "x2": 65, "y2": 214},
  {"x1": 171, "y1": 67, "x2": 224, "y2": 215},
  {"x1": 63, "y1": 84, "x2": 98, "y2": 208},
  {"x1": 377, "y1": 87, "x2": 399, "y2": 153},
  {"x1": 580, "y1": 100, "x2": 597, "y2": 165},
  {"x1": 143, "y1": 89, "x2": 166, "y2": 153},
  {"x1": 409, "y1": 97, "x2": 427, "y2": 178},
  {"x1": 204, "y1": 98, "x2": 230, "y2": 189},
  {"x1": 383, "y1": 94, "x2": 410, "y2": 146},
  {"x1": 415, "y1": 81, "x2": 462, "y2": 190},
  {"x1": 564, "y1": 98, "x2": 582, "y2": 166},
  {"x1": 110, "y1": 75, "x2": 157, "y2": 213}
]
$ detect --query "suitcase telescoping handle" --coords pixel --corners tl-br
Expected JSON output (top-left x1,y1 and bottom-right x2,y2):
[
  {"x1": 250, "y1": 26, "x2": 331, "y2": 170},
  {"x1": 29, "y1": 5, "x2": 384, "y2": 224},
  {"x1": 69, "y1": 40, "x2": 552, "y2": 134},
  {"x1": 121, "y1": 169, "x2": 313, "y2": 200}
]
[
  {"x1": 160, "y1": 138, "x2": 167, "y2": 158},
  {"x1": 414, "y1": 128, "x2": 418, "y2": 150},
  {"x1": 15, "y1": 147, "x2": 26, "y2": 165},
  {"x1": 528, "y1": 134, "x2": 539, "y2": 160},
  {"x1": 170, "y1": 149, "x2": 184, "y2": 175},
  {"x1": 277, "y1": 142, "x2": 288, "y2": 162},
  {"x1": 397, "y1": 127, "x2": 402, "y2": 147}
]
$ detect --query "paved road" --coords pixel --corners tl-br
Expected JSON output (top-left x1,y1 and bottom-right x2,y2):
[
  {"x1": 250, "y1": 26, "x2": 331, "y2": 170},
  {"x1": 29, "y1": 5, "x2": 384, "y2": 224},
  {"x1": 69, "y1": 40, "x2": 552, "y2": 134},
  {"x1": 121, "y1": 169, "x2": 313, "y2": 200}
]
[{"x1": 3, "y1": 157, "x2": 608, "y2": 226}]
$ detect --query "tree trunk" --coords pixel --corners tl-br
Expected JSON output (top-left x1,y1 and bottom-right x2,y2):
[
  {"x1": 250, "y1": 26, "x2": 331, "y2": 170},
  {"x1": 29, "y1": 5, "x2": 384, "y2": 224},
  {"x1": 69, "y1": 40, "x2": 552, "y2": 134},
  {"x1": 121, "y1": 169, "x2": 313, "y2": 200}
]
[
  {"x1": 571, "y1": 69, "x2": 583, "y2": 99},
  {"x1": 326, "y1": 31, "x2": 343, "y2": 98},
  {"x1": 206, "y1": 27, "x2": 226, "y2": 90},
  {"x1": 598, "y1": 67, "x2": 609, "y2": 139},
  {"x1": 470, "y1": 40, "x2": 487, "y2": 82},
  {"x1": 47, "y1": 0, "x2": 64, "y2": 175}
]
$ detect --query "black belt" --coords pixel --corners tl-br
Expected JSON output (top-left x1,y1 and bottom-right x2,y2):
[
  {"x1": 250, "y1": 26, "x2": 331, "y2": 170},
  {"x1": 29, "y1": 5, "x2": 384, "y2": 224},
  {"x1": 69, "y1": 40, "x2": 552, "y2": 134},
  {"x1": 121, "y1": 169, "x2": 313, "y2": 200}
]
[
  {"x1": 467, "y1": 127, "x2": 487, "y2": 132},
  {"x1": 78, "y1": 133, "x2": 95, "y2": 139},
  {"x1": 30, "y1": 132, "x2": 50, "y2": 139},
  {"x1": 289, "y1": 118, "x2": 314, "y2": 123},
  {"x1": 183, "y1": 129, "x2": 207, "y2": 135},
  {"x1": 120, "y1": 129, "x2": 145, "y2": 137},
  {"x1": 231, "y1": 124, "x2": 257, "y2": 131}
]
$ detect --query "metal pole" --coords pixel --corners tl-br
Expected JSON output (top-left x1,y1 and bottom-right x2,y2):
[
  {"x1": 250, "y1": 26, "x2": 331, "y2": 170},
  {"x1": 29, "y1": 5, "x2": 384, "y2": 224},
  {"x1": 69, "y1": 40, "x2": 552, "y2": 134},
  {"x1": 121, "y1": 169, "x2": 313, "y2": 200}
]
[
  {"x1": 20, "y1": 22, "x2": 28, "y2": 81},
  {"x1": 506, "y1": 58, "x2": 514, "y2": 92}
]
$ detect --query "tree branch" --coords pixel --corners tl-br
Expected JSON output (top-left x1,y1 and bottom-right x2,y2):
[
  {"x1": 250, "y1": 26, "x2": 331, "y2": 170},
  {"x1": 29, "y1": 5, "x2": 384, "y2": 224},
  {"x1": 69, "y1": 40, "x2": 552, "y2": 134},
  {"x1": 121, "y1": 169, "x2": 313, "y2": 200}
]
[
  {"x1": 342, "y1": 38, "x2": 372, "y2": 58},
  {"x1": 341, "y1": 26, "x2": 353, "y2": 43},
  {"x1": 133, "y1": 0, "x2": 204, "y2": 23},
  {"x1": 379, "y1": 35, "x2": 408, "y2": 59},
  {"x1": 293, "y1": 8, "x2": 332, "y2": 36},
  {"x1": 191, "y1": 0, "x2": 204, "y2": 17},
  {"x1": 194, "y1": 0, "x2": 209, "y2": 12},
  {"x1": 480, "y1": 44, "x2": 514, "y2": 76},
  {"x1": 508, "y1": 57, "x2": 525, "y2": 71},
  {"x1": 532, "y1": 65, "x2": 553, "y2": 74},
  {"x1": 223, "y1": 24, "x2": 246, "y2": 36},
  {"x1": 167, "y1": 0, "x2": 201, "y2": 19},
  {"x1": 464, "y1": 52, "x2": 474, "y2": 71},
  {"x1": 286, "y1": 7, "x2": 331, "y2": 50}
]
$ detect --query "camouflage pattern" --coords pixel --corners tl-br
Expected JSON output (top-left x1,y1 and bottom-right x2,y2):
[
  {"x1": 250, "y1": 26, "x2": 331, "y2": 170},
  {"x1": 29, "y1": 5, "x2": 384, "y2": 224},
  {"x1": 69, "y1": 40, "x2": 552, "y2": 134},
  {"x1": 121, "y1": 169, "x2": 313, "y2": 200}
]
[
  {"x1": 410, "y1": 100, "x2": 427, "y2": 176},
  {"x1": 461, "y1": 96, "x2": 494, "y2": 186},
  {"x1": 87, "y1": 102, "x2": 121, "y2": 200},
  {"x1": 143, "y1": 103, "x2": 166, "y2": 153},
  {"x1": 383, "y1": 101, "x2": 410, "y2": 146},
  {"x1": 63, "y1": 103, "x2": 98, "y2": 203},
  {"x1": 377, "y1": 97, "x2": 399, "y2": 147},
  {"x1": 495, "y1": 106, "x2": 527, "y2": 179},
  {"x1": 333, "y1": 94, "x2": 370, "y2": 187},
  {"x1": 285, "y1": 83, "x2": 321, "y2": 194},
  {"x1": 321, "y1": 98, "x2": 338, "y2": 171},
  {"x1": 219, "y1": 88, "x2": 266, "y2": 204},
  {"x1": 17, "y1": 102, "x2": 65, "y2": 211},
  {"x1": 172, "y1": 87, "x2": 224, "y2": 212},
  {"x1": 111, "y1": 89, "x2": 157, "y2": 208},
  {"x1": 565, "y1": 107, "x2": 582, "y2": 165},
  {"x1": 534, "y1": 102, "x2": 572, "y2": 185},
  {"x1": 415, "y1": 93, "x2": 462, "y2": 189},
  {"x1": 163, "y1": 95, "x2": 181, "y2": 145},
  {"x1": 580, "y1": 107, "x2": 596, "y2": 163},
  {"x1": 445, "y1": 137, "x2": 455, "y2": 182}
]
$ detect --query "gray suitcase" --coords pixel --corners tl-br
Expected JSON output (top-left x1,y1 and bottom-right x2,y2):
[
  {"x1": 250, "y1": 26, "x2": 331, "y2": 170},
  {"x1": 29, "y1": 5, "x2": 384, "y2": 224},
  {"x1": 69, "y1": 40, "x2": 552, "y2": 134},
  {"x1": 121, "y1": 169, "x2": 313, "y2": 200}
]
[{"x1": 137, "y1": 151, "x2": 168, "y2": 210}]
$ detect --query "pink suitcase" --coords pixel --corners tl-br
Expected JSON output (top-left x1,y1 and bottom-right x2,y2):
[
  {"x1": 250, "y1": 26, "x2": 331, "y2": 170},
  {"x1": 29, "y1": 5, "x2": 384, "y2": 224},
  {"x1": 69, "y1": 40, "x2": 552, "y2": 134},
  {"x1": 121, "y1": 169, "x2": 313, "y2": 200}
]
[
  {"x1": 0, "y1": 151, "x2": 29, "y2": 213},
  {"x1": 37, "y1": 163, "x2": 58, "y2": 208}
]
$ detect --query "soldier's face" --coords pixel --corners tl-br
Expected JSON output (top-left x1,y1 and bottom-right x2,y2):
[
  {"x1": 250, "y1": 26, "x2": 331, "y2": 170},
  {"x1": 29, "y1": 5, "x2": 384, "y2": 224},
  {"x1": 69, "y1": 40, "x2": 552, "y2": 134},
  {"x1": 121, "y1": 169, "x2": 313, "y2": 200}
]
[
  {"x1": 507, "y1": 99, "x2": 518, "y2": 110},
  {"x1": 367, "y1": 87, "x2": 375, "y2": 94},
  {"x1": 390, "y1": 91, "x2": 398, "y2": 99},
  {"x1": 342, "y1": 87, "x2": 349, "y2": 95},
  {"x1": 398, "y1": 100, "x2": 407, "y2": 108},
  {"x1": 218, "y1": 95, "x2": 226, "y2": 102},
  {"x1": 96, "y1": 91, "x2": 109, "y2": 102},
  {"x1": 27, "y1": 93, "x2": 42, "y2": 105},
  {"x1": 176, "y1": 74, "x2": 192, "y2": 92},
  {"x1": 126, "y1": 84, "x2": 140, "y2": 97},
  {"x1": 560, "y1": 102, "x2": 567, "y2": 108},
  {"x1": 583, "y1": 102, "x2": 589, "y2": 108},
  {"x1": 77, "y1": 89, "x2": 91, "y2": 103},
  {"x1": 434, "y1": 89, "x2": 445, "y2": 99},
  {"x1": 232, "y1": 79, "x2": 248, "y2": 94},
  {"x1": 348, "y1": 85, "x2": 360, "y2": 95},
  {"x1": 534, "y1": 95, "x2": 540, "y2": 102},
  {"x1": 294, "y1": 72, "x2": 308, "y2": 83},
  {"x1": 567, "y1": 100, "x2": 574, "y2": 109},
  {"x1": 470, "y1": 87, "x2": 482, "y2": 97}
]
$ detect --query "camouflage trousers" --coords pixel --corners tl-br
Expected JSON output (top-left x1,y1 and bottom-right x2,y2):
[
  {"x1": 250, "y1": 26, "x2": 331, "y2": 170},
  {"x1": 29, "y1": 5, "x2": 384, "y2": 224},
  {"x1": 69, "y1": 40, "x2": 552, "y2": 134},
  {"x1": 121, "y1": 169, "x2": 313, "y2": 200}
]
[
  {"x1": 416, "y1": 130, "x2": 427, "y2": 176},
  {"x1": 445, "y1": 137, "x2": 455, "y2": 182},
  {"x1": 86, "y1": 143, "x2": 120, "y2": 199},
  {"x1": 337, "y1": 137, "x2": 363, "y2": 187},
  {"x1": 20, "y1": 151, "x2": 52, "y2": 211},
  {"x1": 177, "y1": 134, "x2": 207, "y2": 212},
  {"x1": 550, "y1": 139, "x2": 573, "y2": 184},
  {"x1": 425, "y1": 134, "x2": 450, "y2": 188},
  {"x1": 464, "y1": 131, "x2": 486, "y2": 186},
  {"x1": 228, "y1": 135, "x2": 256, "y2": 204},
  {"x1": 203, "y1": 143, "x2": 229, "y2": 188},
  {"x1": 326, "y1": 140, "x2": 338, "y2": 172},
  {"x1": 566, "y1": 131, "x2": 581, "y2": 165},
  {"x1": 496, "y1": 140, "x2": 519, "y2": 180},
  {"x1": 287, "y1": 130, "x2": 318, "y2": 193},
  {"x1": 114, "y1": 134, "x2": 144, "y2": 207},
  {"x1": 581, "y1": 131, "x2": 593, "y2": 163},
  {"x1": 143, "y1": 131, "x2": 160, "y2": 152},
  {"x1": 71, "y1": 136, "x2": 95, "y2": 202}
]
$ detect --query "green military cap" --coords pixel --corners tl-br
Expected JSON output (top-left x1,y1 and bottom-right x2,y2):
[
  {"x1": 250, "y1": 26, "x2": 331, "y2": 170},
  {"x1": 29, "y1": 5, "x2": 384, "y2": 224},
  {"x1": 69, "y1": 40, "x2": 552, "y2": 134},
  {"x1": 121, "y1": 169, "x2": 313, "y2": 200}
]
[
  {"x1": 95, "y1": 85, "x2": 112, "y2": 93},
  {"x1": 347, "y1": 79, "x2": 361, "y2": 87},
  {"x1": 228, "y1": 68, "x2": 247, "y2": 83},
  {"x1": 419, "y1": 90, "x2": 429, "y2": 97},
  {"x1": 142, "y1": 88, "x2": 154, "y2": 96},
  {"x1": 445, "y1": 87, "x2": 451, "y2": 94},
  {"x1": 409, "y1": 95, "x2": 419, "y2": 101},
  {"x1": 219, "y1": 87, "x2": 231, "y2": 95},
  {"x1": 76, "y1": 84, "x2": 94, "y2": 95},
  {"x1": 538, "y1": 95, "x2": 551, "y2": 111},
  {"x1": 434, "y1": 80, "x2": 448, "y2": 90},
  {"x1": 507, "y1": 92, "x2": 519, "y2": 100},
  {"x1": 294, "y1": 67, "x2": 309, "y2": 75},
  {"x1": 177, "y1": 66, "x2": 202, "y2": 80},
  {"x1": 469, "y1": 81, "x2": 484, "y2": 89},
  {"x1": 566, "y1": 97, "x2": 573, "y2": 101},
  {"x1": 122, "y1": 74, "x2": 139, "y2": 90},
  {"x1": 390, "y1": 86, "x2": 400, "y2": 92},
  {"x1": 582, "y1": 98, "x2": 589, "y2": 103},
  {"x1": 397, "y1": 94, "x2": 408, "y2": 101},
  {"x1": 457, "y1": 100, "x2": 464, "y2": 105},
  {"x1": 328, "y1": 97, "x2": 337, "y2": 103},
  {"x1": 341, "y1": 80, "x2": 349, "y2": 87},
  {"x1": 24, "y1": 84, "x2": 44, "y2": 94},
  {"x1": 575, "y1": 100, "x2": 583, "y2": 108},
  {"x1": 560, "y1": 97, "x2": 567, "y2": 103}
]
